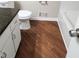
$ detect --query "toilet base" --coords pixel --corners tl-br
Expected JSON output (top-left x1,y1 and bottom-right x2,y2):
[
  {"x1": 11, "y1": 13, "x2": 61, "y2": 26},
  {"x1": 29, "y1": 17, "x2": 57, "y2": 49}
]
[{"x1": 20, "y1": 20, "x2": 31, "y2": 30}]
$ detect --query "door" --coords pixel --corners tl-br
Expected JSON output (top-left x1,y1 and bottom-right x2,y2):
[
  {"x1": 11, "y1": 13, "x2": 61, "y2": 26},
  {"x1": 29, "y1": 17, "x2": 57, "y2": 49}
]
[
  {"x1": 12, "y1": 23, "x2": 21, "y2": 52},
  {"x1": 66, "y1": 17, "x2": 79, "y2": 58}
]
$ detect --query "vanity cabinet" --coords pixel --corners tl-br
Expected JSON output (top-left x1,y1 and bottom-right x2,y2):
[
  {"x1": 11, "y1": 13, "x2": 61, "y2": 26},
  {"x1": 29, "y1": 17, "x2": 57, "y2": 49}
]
[
  {"x1": 11, "y1": 16, "x2": 21, "y2": 52},
  {"x1": 0, "y1": 24, "x2": 15, "y2": 58},
  {"x1": 0, "y1": 15, "x2": 21, "y2": 58},
  {"x1": 0, "y1": 34, "x2": 15, "y2": 58}
]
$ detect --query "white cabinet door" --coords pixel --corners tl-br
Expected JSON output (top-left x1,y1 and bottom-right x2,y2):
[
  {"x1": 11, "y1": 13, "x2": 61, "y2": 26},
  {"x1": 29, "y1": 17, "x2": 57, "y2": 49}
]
[
  {"x1": 0, "y1": 26, "x2": 11, "y2": 50},
  {"x1": 0, "y1": 30, "x2": 15, "y2": 58},
  {"x1": 12, "y1": 23, "x2": 21, "y2": 52},
  {"x1": 1, "y1": 38, "x2": 15, "y2": 58}
]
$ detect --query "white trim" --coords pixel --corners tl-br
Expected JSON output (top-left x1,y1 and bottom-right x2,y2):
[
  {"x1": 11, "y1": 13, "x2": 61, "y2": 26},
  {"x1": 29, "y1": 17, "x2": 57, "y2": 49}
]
[
  {"x1": 30, "y1": 17, "x2": 58, "y2": 21},
  {"x1": 57, "y1": 19, "x2": 68, "y2": 50},
  {"x1": 57, "y1": 11, "x2": 73, "y2": 51}
]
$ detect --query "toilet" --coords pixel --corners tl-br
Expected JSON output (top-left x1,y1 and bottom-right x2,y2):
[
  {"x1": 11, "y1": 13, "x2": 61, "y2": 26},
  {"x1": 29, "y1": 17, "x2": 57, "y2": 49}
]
[{"x1": 18, "y1": 10, "x2": 32, "y2": 30}]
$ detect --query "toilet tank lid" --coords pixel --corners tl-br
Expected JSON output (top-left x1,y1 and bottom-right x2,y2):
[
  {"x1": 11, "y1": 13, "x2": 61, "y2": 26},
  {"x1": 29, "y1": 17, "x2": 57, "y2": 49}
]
[{"x1": 18, "y1": 10, "x2": 32, "y2": 18}]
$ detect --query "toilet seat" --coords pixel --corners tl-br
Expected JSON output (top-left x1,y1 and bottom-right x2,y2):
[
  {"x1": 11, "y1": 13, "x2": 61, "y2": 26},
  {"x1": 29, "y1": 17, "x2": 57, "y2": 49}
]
[{"x1": 18, "y1": 10, "x2": 32, "y2": 19}]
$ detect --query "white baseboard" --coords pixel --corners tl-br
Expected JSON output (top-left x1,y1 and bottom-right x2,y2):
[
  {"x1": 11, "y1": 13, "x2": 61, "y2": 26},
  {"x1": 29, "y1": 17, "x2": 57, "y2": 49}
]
[
  {"x1": 57, "y1": 19, "x2": 68, "y2": 50},
  {"x1": 30, "y1": 17, "x2": 58, "y2": 21}
]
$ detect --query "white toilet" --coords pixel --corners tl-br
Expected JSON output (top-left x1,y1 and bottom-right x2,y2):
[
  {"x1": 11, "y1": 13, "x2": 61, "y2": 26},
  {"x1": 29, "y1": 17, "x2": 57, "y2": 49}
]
[{"x1": 18, "y1": 10, "x2": 32, "y2": 30}]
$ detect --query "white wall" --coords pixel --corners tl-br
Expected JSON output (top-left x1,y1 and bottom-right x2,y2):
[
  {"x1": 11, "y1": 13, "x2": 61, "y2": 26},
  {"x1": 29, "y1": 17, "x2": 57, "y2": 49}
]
[
  {"x1": 60, "y1": 1, "x2": 79, "y2": 11},
  {"x1": 59, "y1": 1, "x2": 79, "y2": 50},
  {"x1": 17, "y1": 1, "x2": 60, "y2": 18},
  {"x1": 59, "y1": 1, "x2": 79, "y2": 26}
]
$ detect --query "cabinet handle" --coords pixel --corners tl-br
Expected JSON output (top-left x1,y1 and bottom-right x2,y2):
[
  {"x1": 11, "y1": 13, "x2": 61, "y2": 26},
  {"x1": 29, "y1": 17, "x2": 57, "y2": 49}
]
[
  {"x1": 1, "y1": 52, "x2": 7, "y2": 58},
  {"x1": 11, "y1": 32, "x2": 16, "y2": 40},
  {"x1": 12, "y1": 33, "x2": 16, "y2": 40},
  {"x1": 14, "y1": 20, "x2": 17, "y2": 24}
]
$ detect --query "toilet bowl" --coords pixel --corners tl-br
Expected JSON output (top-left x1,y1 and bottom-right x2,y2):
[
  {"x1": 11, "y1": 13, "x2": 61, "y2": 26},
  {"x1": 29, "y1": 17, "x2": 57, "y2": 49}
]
[{"x1": 18, "y1": 10, "x2": 32, "y2": 30}]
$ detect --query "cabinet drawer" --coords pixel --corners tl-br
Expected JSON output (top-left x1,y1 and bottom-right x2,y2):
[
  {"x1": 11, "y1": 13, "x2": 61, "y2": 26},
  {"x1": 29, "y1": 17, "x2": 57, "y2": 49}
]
[{"x1": 10, "y1": 15, "x2": 19, "y2": 31}]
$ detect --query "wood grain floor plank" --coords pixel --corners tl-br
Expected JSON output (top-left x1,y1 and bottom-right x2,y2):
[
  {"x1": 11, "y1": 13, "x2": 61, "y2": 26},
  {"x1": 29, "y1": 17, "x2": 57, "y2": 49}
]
[{"x1": 15, "y1": 20, "x2": 67, "y2": 58}]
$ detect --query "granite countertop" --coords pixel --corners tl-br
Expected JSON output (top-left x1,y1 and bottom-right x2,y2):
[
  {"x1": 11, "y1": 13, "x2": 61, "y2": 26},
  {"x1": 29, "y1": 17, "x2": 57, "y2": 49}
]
[{"x1": 0, "y1": 8, "x2": 19, "y2": 35}]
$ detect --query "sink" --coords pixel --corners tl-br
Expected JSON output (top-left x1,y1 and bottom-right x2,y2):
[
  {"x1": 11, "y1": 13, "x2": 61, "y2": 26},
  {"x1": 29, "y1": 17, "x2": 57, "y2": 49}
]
[
  {"x1": 0, "y1": 1, "x2": 14, "y2": 8},
  {"x1": 0, "y1": 1, "x2": 8, "y2": 5}
]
